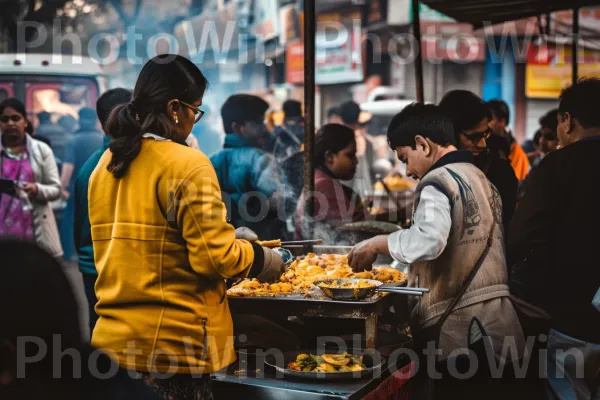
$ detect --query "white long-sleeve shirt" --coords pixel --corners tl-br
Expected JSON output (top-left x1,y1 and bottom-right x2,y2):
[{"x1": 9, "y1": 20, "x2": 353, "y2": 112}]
[{"x1": 388, "y1": 185, "x2": 452, "y2": 264}]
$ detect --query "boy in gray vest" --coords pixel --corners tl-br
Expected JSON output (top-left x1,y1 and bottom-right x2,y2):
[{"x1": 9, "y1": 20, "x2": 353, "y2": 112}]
[{"x1": 349, "y1": 103, "x2": 524, "y2": 362}]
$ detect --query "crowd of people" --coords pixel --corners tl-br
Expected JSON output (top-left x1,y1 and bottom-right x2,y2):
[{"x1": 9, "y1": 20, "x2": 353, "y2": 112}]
[{"x1": 0, "y1": 53, "x2": 598, "y2": 400}]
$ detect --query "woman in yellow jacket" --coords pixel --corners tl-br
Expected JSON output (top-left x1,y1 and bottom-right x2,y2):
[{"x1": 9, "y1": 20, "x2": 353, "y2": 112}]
[{"x1": 88, "y1": 54, "x2": 284, "y2": 399}]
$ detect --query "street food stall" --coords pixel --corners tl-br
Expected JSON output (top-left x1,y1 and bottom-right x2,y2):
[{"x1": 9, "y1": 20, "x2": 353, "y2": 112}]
[
  {"x1": 211, "y1": 0, "x2": 595, "y2": 398},
  {"x1": 214, "y1": 247, "x2": 418, "y2": 399}
]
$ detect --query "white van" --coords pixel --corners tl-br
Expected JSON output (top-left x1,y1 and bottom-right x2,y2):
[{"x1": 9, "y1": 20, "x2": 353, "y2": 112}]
[
  {"x1": 0, "y1": 53, "x2": 107, "y2": 129},
  {"x1": 360, "y1": 86, "x2": 418, "y2": 136}
]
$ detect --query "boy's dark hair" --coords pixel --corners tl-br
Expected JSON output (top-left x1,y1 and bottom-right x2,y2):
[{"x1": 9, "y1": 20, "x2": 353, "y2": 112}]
[
  {"x1": 339, "y1": 101, "x2": 361, "y2": 126},
  {"x1": 283, "y1": 100, "x2": 302, "y2": 118},
  {"x1": 539, "y1": 108, "x2": 559, "y2": 133},
  {"x1": 96, "y1": 88, "x2": 132, "y2": 129},
  {"x1": 37, "y1": 111, "x2": 51, "y2": 124},
  {"x1": 487, "y1": 99, "x2": 510, "y2": 124},
  {"x1": 559, "y1": 78, "x2": 600, "y2": 129},
  {"x1": 221, "y1": 94, "x2": 269, "y2": 133},
  {"x1": 315, "y1": 123, "x2": 355, "y2": 167},
  {"x1": 327, "y1": 106, "x2": 340, "y2": 118},
  {"x1": 439, "y1": 90, "x2": 491, "y2": 140},
  {"x1": 387, "y1": 103, "x2": 456, "y2": 149}
]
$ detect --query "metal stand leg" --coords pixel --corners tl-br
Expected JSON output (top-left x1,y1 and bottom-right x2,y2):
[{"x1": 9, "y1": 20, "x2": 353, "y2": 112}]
[{"x1": 365, "y1": 315, "x2": 378, "y2": 349}]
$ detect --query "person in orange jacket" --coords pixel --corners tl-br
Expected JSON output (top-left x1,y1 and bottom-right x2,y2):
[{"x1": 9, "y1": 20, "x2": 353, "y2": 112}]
[{"x1": 487, "y1": 99, "x2": 530, "y2": 181}]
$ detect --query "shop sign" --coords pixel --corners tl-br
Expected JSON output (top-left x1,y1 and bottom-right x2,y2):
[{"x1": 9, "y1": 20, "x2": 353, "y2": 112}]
[
  {"x1": 315, "y1": 10, "x2": 364, "y2": 85},
  {"x1": 551, "y1": 7, "x2": 600, "y2": 35},
  {"x1": 526, "y1": 44, "x2": 600, "y2": 98},
  {"x1": 286, "y1": 41, "x2": 305, "y2": 84}
]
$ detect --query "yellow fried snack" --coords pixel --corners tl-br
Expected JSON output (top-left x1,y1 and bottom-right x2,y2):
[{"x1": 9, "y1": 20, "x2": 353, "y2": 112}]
[
  {"x1": 256, "y1": 239, "x2": 282, "y2": 248},
  {"x1": 227, "y1": 255, "x2": 407, "y2": 296}
]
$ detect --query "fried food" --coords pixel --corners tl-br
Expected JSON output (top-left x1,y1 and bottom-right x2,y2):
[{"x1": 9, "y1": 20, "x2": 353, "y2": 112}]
[
  {"x1": 351, "y1": 271, "x2": 375, "y2": 280},
  {"x1": 256, "y1": 239, "x2": 282, "y2": 248},
  {"x1": 372, "y1": 266, "x2": 407, "y2": 283},
  {"x1": 287, "y1": 353, "x2": 365, "y2": 373},
  {"x1": 227, "y1": 254, "x2": 406, "y2": 297}
]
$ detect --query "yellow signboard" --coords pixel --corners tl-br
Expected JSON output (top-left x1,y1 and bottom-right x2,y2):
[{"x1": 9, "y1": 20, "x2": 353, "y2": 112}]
[{"x1": 526, "y1": 45, "x2": 600, "y2": 98}]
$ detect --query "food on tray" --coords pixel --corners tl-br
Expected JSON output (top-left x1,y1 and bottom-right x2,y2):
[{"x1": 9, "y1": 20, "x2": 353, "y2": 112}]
[
  {"x1": 287, "y1": 353, "x2": 365, "y2": 373},
  {"x1": 256, "y1": 239, "x2": 282, "y2": 248},
  {"x1": 317, "y1": 280, "x2": 376, "y2": 289},
  {"x1": 227, "y1": 253, "x2": 406, "y2": 297},
  {"x1": 374, "y1": 174, "x2": 415, "y2": 192},
  {"x1": 336, "y1": 221, "x2": 401, "y2": 234}
]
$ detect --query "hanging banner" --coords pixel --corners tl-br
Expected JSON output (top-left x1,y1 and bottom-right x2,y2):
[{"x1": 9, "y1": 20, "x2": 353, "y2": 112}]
[{"x1": 526, "y1": 44, "x2": 600, "y2": 98}]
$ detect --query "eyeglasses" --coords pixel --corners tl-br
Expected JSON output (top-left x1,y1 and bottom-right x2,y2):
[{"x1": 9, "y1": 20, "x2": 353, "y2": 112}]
[
  {"x1": 462, "y1": 127, "x2": 491, "y2": 144},
  {"x1": 0, "y1": 115, "x2": 22, "y2": 124},
  {"x1": 178, "y1": 101, "x2": 205, "y2": 123}
]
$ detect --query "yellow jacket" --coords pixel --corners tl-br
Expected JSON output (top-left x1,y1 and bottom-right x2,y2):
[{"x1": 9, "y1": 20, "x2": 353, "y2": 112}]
[{"x1": 89, "y1": 138, "x2": 255, "y2": 374}]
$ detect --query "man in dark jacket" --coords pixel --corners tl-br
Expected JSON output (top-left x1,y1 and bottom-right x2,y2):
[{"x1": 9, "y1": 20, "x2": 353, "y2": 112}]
[
  {"x1": 439, "y1": 90, "x2": 518, "y2": 235},
  {"x1": 59, "y1": 107, "x2": 104, "y2": 260},
  {"x1": 508, "y1": 78, "x2": 600, "y2": 400},
  {"x1": 272, "y1": 100, "x2": 304, "y2": 162},
  {"x1": 211, "y1": 94, "x2": 290, "y2": 240},
  {"x1": 36, "y1": 111, "x2": 70, "y2": 162},
  {"x1": 74, "y1": 88, "x2": 131, "y2": 334}
]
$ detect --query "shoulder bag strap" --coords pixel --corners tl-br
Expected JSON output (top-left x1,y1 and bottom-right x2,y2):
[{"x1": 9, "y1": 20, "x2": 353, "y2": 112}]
[{"x1": 433, "y1": 218, "x2": 496, "y2": 336}]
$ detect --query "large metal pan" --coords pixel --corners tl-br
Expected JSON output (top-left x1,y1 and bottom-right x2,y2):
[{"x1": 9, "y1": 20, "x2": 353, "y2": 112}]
[
  {"x1": 264, "y1": 348, "x2": 384, "y2": 380},
  {"x1": 314, "y1": 279, "x2": 429, "y2": 301}
]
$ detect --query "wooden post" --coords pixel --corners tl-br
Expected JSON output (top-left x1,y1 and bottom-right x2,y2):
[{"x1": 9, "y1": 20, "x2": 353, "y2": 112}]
[
  {"x1": 412, "y1": 0, "x2": 424, "y2": 103},
  {"x1": 572, "y1": 7, "x2": 579, "y2": 86},
  {"x1": 303, "y1": 0, "x2": 316, "y2": 245}
]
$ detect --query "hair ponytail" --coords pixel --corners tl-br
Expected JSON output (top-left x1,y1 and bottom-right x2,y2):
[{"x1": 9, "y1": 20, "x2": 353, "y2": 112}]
[
  {"x1": 106, "y1": 103, "x2": 143, "y2": 179},
  {"x1": 104, "y1": 54, "x2": 208, "y2": 179}
]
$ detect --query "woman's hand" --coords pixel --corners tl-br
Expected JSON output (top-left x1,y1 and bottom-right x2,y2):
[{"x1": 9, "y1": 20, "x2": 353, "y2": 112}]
[
  {"x1": 348, "y1": 235, "x2": 390, "y2": 272},
  {"x1": 22, "y1": 183, "x2": 38, "y2": 197}
]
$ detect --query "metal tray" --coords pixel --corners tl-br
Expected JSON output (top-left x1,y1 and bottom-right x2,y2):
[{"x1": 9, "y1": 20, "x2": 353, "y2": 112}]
[{"x1": 264, "y1": 349, "x2": 384, "y2": 381}]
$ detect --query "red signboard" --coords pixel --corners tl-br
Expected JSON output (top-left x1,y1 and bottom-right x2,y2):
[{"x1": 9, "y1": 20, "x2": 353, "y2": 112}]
[{"x1": 286, "y1": 42, "x2": 305, "y2": 84}]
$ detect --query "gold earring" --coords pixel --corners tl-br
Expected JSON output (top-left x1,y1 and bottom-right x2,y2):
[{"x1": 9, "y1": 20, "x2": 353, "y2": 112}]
[{"x1": 174, "y1": 113, "x2": 179, "y2": 124}]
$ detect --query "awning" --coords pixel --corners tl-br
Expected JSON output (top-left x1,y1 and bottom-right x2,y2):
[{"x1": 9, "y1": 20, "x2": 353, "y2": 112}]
[{"x1": 419, "y1": 0, "x2": 600, "y2": 27}]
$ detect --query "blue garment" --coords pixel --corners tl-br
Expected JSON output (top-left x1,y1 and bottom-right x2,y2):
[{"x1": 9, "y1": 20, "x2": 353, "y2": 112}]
[
  {"x1": 191, "y1": 122, "x2": 223, "y2": 158},
  {"x1": 36, "y1": 122, "x2": 70, "y2": 161},
  {"x1": 210, "y1": 134, "x2": 285, "y2": 239},
  {"x1": 74, "y1": 135, "x2": 109, "y2": 274},
  {"x1": 60, "y1": 128, "x2": 103, "y2": 260}
]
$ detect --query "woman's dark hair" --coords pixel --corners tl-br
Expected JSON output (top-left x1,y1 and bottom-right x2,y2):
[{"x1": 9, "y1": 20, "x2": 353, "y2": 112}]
[
  {"x1": 314, "y1": 123, "x2": 355, "y2": 167},
  {"x1": 105, "y1": 55, "x2": 208, "y2": 178},
  {"x1": 438, "y1": 90, "x2": 491, "y2": 141},
  {"x1": 387, "y1": 103, "x2": 455, "y2": 149},
  {"x1": 0, "y1": 98, "x2": 34, "y2": 135}
]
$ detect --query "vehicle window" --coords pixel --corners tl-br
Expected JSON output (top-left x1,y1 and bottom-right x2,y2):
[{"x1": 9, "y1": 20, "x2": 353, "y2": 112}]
[{"x1": 25, "y1": 76, "x2": 98, "y2": 129}]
